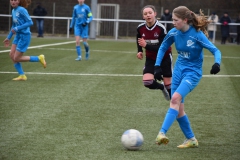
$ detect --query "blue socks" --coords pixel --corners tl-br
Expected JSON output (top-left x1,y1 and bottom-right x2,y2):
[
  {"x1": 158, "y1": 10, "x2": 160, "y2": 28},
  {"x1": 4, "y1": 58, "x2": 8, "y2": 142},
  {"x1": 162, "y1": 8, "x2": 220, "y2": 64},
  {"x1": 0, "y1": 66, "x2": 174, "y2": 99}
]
[
  {"x1": 76, "y1": 46, "x2": 81, "y2": 57},
  {"x1": 160, "y1": 108, "x2": 179, "y2": 134},
  {"x1": 83, "y1": 41, "x2": 89, "y2": 53},
  {"x1": 14, "y1": 62, "x2": 24, "y2": 75},
  {"x1": 29, "y1": 56, "x2": 39, "y2": 62},
  {"x1": 177, "y1": 115, "x2": 195, "y2": 139}
]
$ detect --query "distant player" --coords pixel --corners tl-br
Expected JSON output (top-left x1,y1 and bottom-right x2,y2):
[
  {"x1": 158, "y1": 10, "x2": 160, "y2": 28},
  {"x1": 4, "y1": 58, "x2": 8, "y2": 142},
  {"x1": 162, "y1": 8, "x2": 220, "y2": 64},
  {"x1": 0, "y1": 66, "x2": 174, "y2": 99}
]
[
  {"x1": 3, "y1": 0, "x2": 46, "y2": 81},
  {"x1": 136, "y1": 5, "x2": 172, "y2": 101},
  {"x1": 69, "y1": 0, "x2": 93, "y2": 61},
  {"x1": 154, "y1": 6, "x2": 221, "y2": 148}
]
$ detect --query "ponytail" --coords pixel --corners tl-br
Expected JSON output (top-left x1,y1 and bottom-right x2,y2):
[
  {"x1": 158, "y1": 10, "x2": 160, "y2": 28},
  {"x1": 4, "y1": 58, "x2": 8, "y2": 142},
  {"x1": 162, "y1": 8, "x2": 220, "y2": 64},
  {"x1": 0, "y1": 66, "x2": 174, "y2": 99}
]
[{"x1": 19, "y1": 0, "x2": 31, "y2": 8}]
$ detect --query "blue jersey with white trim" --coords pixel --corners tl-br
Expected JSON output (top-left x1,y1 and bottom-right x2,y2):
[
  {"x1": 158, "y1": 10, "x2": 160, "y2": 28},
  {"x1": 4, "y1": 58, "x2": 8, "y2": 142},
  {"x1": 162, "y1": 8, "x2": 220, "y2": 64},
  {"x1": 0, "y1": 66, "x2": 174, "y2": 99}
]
[
  {"x1": 155, "y1": 26, "x2": 221, "y2": 75},
  {"x1": 70, "y1": 4, "x2": 93, "y2": 28},
  {"x1": 7, "y1": 6, "x2": 33, "y2": 39}
]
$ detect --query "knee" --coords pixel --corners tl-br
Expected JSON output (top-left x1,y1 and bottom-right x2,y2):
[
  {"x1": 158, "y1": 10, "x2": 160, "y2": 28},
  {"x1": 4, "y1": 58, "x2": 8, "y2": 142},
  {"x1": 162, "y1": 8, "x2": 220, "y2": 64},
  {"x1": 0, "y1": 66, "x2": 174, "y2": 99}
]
[
  {"x1": 143, "y1": 79, "x2": 162, "y2": 89},
  {"x1": 9, "y1": 52, "x2": 16, "y2": 61},
  {"x1": 83, "y1": 41, "x2": 89, "y2": 47},
  {"x1": 170, "y1": 93, "x2": 182, "y2": 106},
  {"x1": 143, "y1": 79, "x2": 154, "y2": 89},
  {"x1": 12, "y1": 57, "x2": 20, "y2": 62}
]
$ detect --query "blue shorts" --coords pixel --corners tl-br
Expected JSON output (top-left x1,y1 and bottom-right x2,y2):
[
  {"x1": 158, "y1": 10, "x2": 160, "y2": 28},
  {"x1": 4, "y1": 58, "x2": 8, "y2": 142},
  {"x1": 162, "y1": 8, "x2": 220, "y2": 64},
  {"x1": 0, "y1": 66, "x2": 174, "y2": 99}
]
[
  {"x1": 74, "y1": 24, "x2": 89, "y2": 38},
  {"x1": 13, "y1": 33, "x2": 31, "y2": 53},
  {"x1": 172, "y1": 66, "x2": 202, "y2": 102}
]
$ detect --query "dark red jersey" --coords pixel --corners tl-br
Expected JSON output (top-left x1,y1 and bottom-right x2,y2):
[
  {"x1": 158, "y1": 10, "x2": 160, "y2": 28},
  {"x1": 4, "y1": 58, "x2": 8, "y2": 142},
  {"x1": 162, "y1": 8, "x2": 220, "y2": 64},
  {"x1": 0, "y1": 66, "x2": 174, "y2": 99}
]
[{"x1": 137, "y1": 21, "x2": 172, "y2": 60}]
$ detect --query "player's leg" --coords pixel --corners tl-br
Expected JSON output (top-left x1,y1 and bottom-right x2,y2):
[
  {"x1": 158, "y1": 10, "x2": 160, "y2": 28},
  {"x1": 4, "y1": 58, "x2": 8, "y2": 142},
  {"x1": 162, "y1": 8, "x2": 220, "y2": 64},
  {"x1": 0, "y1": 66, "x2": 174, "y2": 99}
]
[
  {"x1": 161, "y1": 54, "x2": 172, "y2": 99},
  {"x1": 143, "y1": 58, "x2": 169, "y2": 100},
  {"x1": 175, "y1": 74, "x2": 200, "y2": 148},
  {"x1": 156, "y1": 67, "x2": 182, "y2": 145},
  {"x1": 74, "y1": 25, "x2": 82, "y2": 60},
  {"x1": 143, "y1": 58, "x2": 163, "y2": 90},
  {"x1": 81, "y1": 26, "x2": 89, "y2": 60},
  {"x1": 161, "y1": 53, "x2": 173, "y2": 99},
  {"x1": 143, "y1": 73, "x2": 163, "y2": 90},
  {"x1": 83, "y1": 39, "x2": 89, "y2": 60},
  {"x1": 10, "y1": 35, "x2": 26, "y2": 80},
  {"x1": 75, "y1": 35, "x2": 82, "y2": 61},
  {"x1": 9, "y1": 43, "x2": 26, "y2": 81},
  {"x1": 155, "y1": 92, "x2": 181, "y2": 145},
  {"x1": 177, "y1": 106, "x2": 198, "y2": 148},
  {"x1": 16, "y1": 34, "x2": 46, "y2": 68}
]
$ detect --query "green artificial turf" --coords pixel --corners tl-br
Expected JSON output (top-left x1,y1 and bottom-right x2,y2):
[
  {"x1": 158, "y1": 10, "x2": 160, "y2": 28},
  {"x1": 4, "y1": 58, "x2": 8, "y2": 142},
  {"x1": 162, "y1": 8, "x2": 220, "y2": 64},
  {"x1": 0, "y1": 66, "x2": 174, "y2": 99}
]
[{"x1": 0, "y1": 37, "x2": 240, "y2": 160}]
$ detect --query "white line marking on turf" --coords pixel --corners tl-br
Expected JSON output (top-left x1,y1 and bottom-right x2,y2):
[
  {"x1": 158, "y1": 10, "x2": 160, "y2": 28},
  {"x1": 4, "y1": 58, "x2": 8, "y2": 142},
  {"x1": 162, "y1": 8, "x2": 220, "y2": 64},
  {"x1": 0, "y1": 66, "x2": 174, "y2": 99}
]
[
  {"x1": 0, "y1": 71, "x2": 240, "y2": 77},
  {"x1": 28, "y1": 47, "x2": 240, "y2": 59},
  {"x1": 0, "y1": 41, "x2": 75, "y2": 53}
]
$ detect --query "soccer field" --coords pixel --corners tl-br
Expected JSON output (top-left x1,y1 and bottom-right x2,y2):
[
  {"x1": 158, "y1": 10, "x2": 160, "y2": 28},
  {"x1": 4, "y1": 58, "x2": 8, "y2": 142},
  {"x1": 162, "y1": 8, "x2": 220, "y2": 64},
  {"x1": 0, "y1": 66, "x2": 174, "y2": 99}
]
[{"x1": 0, "y1": 37, "x2": 240, "y2": 160}]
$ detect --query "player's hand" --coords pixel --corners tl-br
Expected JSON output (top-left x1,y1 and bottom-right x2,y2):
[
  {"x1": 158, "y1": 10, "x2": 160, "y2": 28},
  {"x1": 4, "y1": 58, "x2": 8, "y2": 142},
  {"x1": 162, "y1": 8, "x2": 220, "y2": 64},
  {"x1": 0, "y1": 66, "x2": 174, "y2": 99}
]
[
  {"x1": 210, "y1": 63, "x2": 220, "y2": 74},
  {"x1": 3, "y1": 39, "x2": 10, "y2": 47},
  {"x1": 69, "y1": 28, "x2": 72, "y2": 33},
  {"x1": 137, "y1": 52, "x2": 143, "y2": 60},
  {"x1": 82, "y1": 23, "x2": 87, "y2": 27},
  {"x1": 154, "y1": 66, "x2": 163, "y2": 81},
  {"x1": 138, "y1": 38, "x2": 146, "y2": 47}
]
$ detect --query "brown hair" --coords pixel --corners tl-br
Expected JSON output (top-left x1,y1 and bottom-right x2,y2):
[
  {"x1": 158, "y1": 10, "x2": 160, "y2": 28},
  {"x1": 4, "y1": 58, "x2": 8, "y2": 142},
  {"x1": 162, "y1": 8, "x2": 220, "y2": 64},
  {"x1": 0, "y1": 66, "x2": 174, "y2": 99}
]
[
  {"x1": 19, "y1": 0, "x2": 31, "y2": 8},
  {"x1": 141, "y1": 5, "x2": 156, "y2": 14},
  {"x1": 173, "y1": 6, "x2": 209, "y2": 37}
]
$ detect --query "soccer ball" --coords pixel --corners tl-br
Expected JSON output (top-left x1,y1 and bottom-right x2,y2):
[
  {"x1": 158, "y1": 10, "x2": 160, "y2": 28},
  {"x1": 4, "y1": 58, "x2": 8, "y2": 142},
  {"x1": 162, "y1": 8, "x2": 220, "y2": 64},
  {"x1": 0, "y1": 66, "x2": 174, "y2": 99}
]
[{"x1": 121, "y1": 129, "x2": 144, "y2": 150}]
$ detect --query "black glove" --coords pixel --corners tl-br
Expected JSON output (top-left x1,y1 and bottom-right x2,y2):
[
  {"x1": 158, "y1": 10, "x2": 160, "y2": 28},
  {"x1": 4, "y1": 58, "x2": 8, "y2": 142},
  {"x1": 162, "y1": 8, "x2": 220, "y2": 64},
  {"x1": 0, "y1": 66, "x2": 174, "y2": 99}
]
[
  {"x1": 210, "y1": 63, "x2": 220, "y2": 74},
  {"x1": 82, "y1": 23, "x2": 87, "y2": 27},
  {"x1": 69, "y1": 28, "x2": 72, "y2": 32},
  {"x1": 154, "y1": 66, "x2": 163, "y2": 81}
]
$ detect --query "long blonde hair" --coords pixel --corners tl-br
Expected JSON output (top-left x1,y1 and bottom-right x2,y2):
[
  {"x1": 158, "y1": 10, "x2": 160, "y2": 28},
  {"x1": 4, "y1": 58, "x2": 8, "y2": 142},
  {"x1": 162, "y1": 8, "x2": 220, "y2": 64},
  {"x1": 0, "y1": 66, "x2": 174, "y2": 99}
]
[
  {"x1": 173, "y1": 6, "x2": 209, "y2": 37},
  {"x1": 19, "y1": 0, "x2": 31, "y2": 8}
]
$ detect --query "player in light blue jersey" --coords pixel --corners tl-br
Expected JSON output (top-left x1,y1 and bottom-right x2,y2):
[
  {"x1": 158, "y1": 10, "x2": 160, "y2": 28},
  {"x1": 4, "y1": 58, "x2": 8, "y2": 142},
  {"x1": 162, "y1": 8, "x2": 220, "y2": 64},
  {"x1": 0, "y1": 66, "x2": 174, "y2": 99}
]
[
  {"x1": 3, "y1": 0, "x2": 46, "y2": 81},
  {"x1": 69, "y1": 0, "x2": 93, "y2": 61},
  {"x1": 154, "y1": 6, "x2": 221, "y2": 148}
]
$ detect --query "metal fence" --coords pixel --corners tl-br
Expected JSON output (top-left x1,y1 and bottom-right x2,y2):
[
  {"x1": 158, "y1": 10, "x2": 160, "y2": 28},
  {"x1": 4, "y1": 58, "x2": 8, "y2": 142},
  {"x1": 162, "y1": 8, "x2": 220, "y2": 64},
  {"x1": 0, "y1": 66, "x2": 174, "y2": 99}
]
[{"x1": 0, "y1": 14, "x2": 240, "y2": 43}]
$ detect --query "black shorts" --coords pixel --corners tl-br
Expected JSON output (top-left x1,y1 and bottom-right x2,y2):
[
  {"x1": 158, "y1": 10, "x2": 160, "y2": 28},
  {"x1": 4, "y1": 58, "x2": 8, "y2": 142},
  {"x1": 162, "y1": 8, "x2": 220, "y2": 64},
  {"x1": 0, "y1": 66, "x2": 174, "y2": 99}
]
[{"x1": 143, "y1": 53, "x2": 172, "y2": 77}]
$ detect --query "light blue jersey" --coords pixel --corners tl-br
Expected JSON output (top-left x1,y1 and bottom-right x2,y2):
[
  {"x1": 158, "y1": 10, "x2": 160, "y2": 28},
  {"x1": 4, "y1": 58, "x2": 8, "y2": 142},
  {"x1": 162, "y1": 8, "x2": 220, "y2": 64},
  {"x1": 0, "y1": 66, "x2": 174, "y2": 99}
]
[
  {"x1": 155, "y1": 26, "x2": 221, "y2": 75},
  {"x1": 7, "y1": 6, "x2": 33, "y2": 40},
  {"x1": 70, "y1": 4, "x2": 93, "y2": 28},
  {"x1": 155, "y1": 26, "x2": 221, "y2": 100}
]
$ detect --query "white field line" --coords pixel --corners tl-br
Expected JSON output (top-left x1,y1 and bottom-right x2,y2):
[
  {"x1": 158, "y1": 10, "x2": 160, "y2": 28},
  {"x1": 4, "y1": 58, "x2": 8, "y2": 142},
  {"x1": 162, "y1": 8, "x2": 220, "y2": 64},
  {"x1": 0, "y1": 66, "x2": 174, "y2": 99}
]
[
  {"x1": 0, "y1": 41, "x2": 75, "y2": 53},
  {"x1": 0, "y1": 71, "x2": 239, "y2": 77},
  {"x1": 35, "y1": 47, "x2": 240, "y2": 59},
  {"x1": 0, "y1": 42, "x2": 240, "y2": 59}
]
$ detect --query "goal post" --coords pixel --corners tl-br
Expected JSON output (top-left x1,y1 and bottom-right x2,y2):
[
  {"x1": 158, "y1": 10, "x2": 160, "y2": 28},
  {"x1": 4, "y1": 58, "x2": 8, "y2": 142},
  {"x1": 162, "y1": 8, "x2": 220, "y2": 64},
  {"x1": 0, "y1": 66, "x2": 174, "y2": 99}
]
[{"x1": 96, "y1": 3, "x2": 120, "y2": 40}]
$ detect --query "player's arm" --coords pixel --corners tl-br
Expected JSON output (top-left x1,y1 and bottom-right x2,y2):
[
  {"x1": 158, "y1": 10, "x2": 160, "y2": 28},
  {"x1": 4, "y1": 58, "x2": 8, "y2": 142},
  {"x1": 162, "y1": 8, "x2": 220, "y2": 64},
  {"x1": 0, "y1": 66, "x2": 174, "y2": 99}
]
[
  {"x1": 13, "y1": 9, "x2": 33, "y2": 32},
  {"x1": 199, "y1": 32, "x2": 221, "y2": 65},
  {"x1": 70, "y1": 8, "x2": 76, "y2": 28},
  {"x1": 155, "y1": 33, "x2": 173, "y2": 66},
  {"x1": 7, "y1": 13, "x2": 15, "y2": 40},
  {"x1": 7, "y1": 26, "x2": 14, "y2": 40},
  {"x1": 13, "y1": 20, "x2": 33, "y2": 32},
  {"x1": 198, "y1": 32, "x2": 221, "y2": 74},
  {"x1": 136, "y1": 32, "x2": 144, "y2": 59},
  {"x1": 136, "y1": 30, "x2": 143, "y2": 53},
  {"x1": 85, "y1": 6, "x2": 93, "y2": 24}
]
